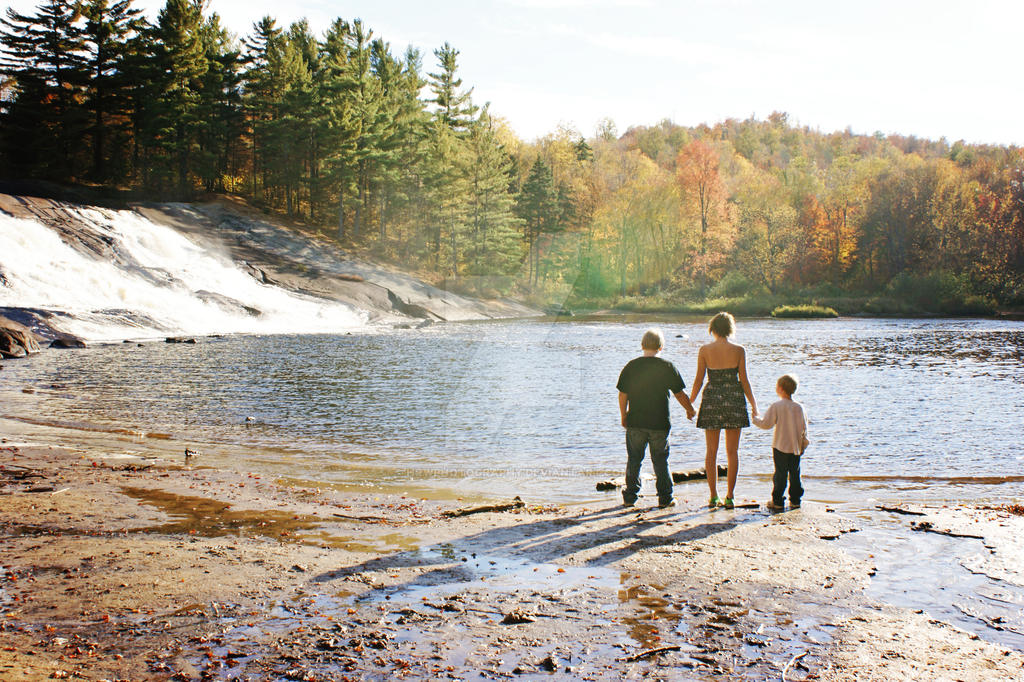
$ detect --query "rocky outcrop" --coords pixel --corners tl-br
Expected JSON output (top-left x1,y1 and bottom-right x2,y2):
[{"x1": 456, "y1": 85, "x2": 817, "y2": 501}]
[
  {"x1": 0, "y1": 194, "x2": 118, "y2": 261},
  {"x1": 0, "y1": 192, "x2": 541, "y2": 341},
  {"x1": 0, "y1": 307, "x2": 87, "y2": 348},
  {"x1": 49, "y1": 337, "x2": 87, "y2": 348},
  {"x1": 0, "y1": 314, "x2": 43, "y2": 358},
  {"x1": 193, "y1": 290, "x2": 262, "y2": 317},
  {"x1": 133, "y1": 201, "x2": 539, "y2": 323}
]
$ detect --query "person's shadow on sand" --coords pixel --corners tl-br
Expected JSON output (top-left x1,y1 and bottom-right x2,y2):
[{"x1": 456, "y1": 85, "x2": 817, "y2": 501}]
[{"x1": 311, "y1": 502, "x2": 760, "y2": 593}]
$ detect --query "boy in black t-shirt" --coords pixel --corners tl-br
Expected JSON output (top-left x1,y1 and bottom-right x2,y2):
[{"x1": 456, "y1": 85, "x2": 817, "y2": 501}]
[{"x1": 616, "y1": 329, "x2": 695, "y2": 508}]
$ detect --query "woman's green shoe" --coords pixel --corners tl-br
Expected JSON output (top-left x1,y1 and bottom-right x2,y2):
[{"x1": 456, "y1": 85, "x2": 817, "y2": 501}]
[
  {"x1": 723, "y1": 497, "x2": 735, "y2": 509},
  {"x1": 709, "y1": 496, "x2": 721, "y2": 508}
]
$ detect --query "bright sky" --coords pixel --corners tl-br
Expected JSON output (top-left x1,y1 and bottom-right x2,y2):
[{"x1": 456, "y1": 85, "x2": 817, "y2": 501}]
[{"x1": 6, "y1": 0, "x2": 1022, "y2": 145}]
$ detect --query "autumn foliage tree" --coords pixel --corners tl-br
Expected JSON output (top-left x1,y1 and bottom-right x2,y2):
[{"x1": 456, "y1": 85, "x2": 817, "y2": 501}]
[{"x1": 676, "y1": 139, "x2": 725, "y2": 295}]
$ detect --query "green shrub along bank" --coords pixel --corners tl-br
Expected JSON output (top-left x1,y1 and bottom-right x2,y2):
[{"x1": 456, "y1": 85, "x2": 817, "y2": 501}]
[
  {"x1": 563, "y1": 289, "x2": 1000, "y2": 318},
  {"x1": 608, "y1": 294, "x2": 782, "y2": 317},
  {"x1": 770, "y1": 305, "x2": 839, "y2": 318}
]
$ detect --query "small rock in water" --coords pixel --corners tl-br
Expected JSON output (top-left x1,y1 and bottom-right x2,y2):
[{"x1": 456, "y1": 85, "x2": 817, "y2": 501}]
[
  {"x1": 501, "y1": 610, "x2": 537, "y2": 625},
  {"x1": 165, "y1": 336, "x2": 197, "y2": 344},
  {"x1": 245, "y1": 416, "x2": 255, "y2": 423},
  {"x1": 184, "y1": 448, "x2": 200, "y2": 461},
  {"x1": 596, "y1": 477, "x2": 625, "y2": 491},
  {"x1": 50, "y1": 336, "x2": 86, "y2": 349}
]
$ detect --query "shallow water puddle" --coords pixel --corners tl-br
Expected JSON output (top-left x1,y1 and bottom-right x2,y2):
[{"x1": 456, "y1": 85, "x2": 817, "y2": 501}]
[
  {"x1": 840, "y1": 511, "x2": 1024, "y2": 651},
  {"x1": 121, "y1": 486, "x2": 324, "y2": 540},
  {"x1": 360, "y1": 545, "x2": 623, "y2": 604},
  {"x1": 119, "y1": 486, "x2": 418, "y2": 553},
  {"x1": 617, "y1": 585, "x2": 697, "y2": 651}
]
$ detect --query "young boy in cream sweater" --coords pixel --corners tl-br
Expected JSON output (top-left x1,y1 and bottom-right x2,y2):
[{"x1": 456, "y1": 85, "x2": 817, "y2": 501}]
[{"x1": 752, "y1": 374, "x2": 808, "y2": 510}]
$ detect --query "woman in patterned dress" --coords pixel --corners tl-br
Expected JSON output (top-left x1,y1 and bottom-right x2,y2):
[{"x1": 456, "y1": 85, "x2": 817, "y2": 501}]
[{"x1": 690, "y1": 312, "x2": 758, "y2": 509}]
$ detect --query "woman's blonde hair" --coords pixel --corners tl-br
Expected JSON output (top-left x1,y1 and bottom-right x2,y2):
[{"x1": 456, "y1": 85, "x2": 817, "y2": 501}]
[{"x1": 708, "y1": 312, "x2": 735, "y2": 338}]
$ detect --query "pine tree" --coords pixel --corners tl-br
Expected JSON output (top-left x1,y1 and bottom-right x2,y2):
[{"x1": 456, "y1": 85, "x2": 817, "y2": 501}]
[
  {"x1": 0, "y1": 0, "x2": 88, "y2": 179},
  {"x1": 260, "y1": 31, "x2": 312, "y2": 215},
  {"x1": 345, "y1": 20, "x2": 385, "y2": 240},
  {"x1": 517, "y1": 157, "x2": 558, "y2": 285},
  {"x1": 425, "y1": 42, "x2": 477, "y2": 273},
  {"x1": 79, "y1": 0, "x2": 145, "y2": 182},
  {"x1": 574, "y1": 137, "x2": 593, "y2": 162},
  {"x1": 378, "y1": 45, "x2": 428, "y2": 255},
  {"x1": 428, "y1": 42, "x2": 477, "y2": 135},
  {"x1": 318, "y1": 18, "x2": 358, "y2": 240},
  {"x1": 149, "y1": 0, "x2": 209, "y2": 194},
  {"x1": 194, "y1": 12, "x2": 242, "y2": 193},
  {"x1": 427, "y1": 120, "x2": 471, "y2": 277},
  {"x1": 464, "y1": 108, "x2": 521, "y2": 276},
  {"x1": 119, "y1": 14, "x2": 159, "y2": 185},
  {"x1": 241, "y1": 16, "x2": 282, "y2": 202},
  {"x1": 369, "y1": 38, "x2": 400, "y2": 244}
]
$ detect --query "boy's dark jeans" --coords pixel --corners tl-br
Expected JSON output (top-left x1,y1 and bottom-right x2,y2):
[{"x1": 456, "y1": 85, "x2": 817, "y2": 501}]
[
  {"x1": 624, "y1": 427, "x2": 673, "y2": 505},
  {"x1": 772, "y1": 447, "x2": 803, "y2": 506}
]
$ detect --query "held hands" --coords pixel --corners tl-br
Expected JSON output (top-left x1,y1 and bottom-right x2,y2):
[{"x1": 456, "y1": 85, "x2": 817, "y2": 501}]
[{"x1": 686, "y1": 406, "x2": 696, "y2": 420}]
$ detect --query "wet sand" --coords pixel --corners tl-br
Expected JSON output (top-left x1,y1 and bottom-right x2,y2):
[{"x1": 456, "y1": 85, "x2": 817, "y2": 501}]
[{"x1": 2, "y1": 441, "x2": 1023, "y2": 681}]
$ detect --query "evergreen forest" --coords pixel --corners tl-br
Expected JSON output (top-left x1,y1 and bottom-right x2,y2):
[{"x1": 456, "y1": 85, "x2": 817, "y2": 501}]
[{"x1": 3, "y1": 0, "x2": 1023, "y2": 315}]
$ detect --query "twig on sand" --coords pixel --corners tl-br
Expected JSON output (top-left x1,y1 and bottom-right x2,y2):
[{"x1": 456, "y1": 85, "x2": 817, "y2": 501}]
[
  {"x1": 617, "y1": 645, "x2": 682, "y2": 662},
  {"x1": 781, "y1": 650, "x2": 807, "y2": 681},
  {"x1": 332, "y1": 512, "x2": 431, "y2": 525},
  {"x1": 0, "y1": 466, "x2": 44, "y2": 480},
  {"x1": 910, "y1": 521, "x2": 984, "y2": 539},
  {"x1": 442, "y1": 496, "x2": 525, "y2": 518},
  {"x1": 332, "y1": 512, "x2": 389, "y2": 523},
  {"x1": 877, "y1": 505, "x2": 926, "y2": 516},
  {"x1": 0, "y1": 462, "x2": 37, "y2": 472}
]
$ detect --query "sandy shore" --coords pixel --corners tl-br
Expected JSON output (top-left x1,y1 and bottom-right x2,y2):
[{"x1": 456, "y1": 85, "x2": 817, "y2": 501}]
[{"x1": 2, "y1": 441, "x2": 1023, "y2": 681}]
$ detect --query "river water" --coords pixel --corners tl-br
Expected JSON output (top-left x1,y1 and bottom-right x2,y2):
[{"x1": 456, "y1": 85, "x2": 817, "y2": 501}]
[{"x1": 2, "y1": 315, "x2": 1023, "y2": 505}]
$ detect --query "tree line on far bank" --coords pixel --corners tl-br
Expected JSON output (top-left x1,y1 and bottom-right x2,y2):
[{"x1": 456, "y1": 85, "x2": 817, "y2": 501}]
[{"x1": 2, "y1": 0, "x2": 1022, "y2": 314}]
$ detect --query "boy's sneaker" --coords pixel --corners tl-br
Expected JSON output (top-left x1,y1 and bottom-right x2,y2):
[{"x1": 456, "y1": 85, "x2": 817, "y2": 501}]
[
  {"x1": 766, "y1": 500, "x2": 784, "y2": 511},
  {"x1": 622, "y1": 500, "x2": 636, "y2": 508},
  {"x1": 658, "y1": 498, "x2": 677, "y2": 509},
  {"x1": 790, "y1": 501, "x2": 801, "y2": 509}
]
